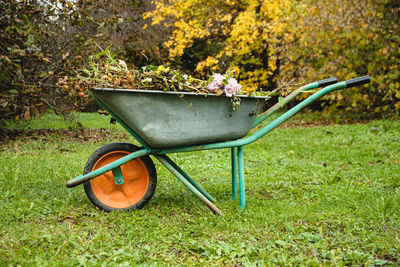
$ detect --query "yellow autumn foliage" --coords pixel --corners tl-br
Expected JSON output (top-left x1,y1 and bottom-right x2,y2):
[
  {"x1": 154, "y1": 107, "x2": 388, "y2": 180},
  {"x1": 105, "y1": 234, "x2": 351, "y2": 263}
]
[
  {"x1": 145, "y1": 0, "x2": 301, "y2": 91},
  {"x1": 146, "y1": 0, "x2": 400, "y2": 116}
]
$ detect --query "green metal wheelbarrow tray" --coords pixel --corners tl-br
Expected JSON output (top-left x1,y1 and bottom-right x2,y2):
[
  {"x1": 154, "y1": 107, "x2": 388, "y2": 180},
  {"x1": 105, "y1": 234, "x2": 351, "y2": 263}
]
[{"x1": 66, "y1": 75, "x2": 370, "y2": 215}]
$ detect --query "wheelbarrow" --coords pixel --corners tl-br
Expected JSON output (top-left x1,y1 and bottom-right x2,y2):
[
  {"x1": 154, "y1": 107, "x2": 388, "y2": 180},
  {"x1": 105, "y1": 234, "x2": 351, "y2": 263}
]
[{"x1": 66, "y1": 75, "x2": 370, "y2": 215}]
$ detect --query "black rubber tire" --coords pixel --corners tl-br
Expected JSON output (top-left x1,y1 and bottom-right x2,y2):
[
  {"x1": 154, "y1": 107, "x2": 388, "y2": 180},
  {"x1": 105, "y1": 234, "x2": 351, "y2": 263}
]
[{"x1": 83, "y1": 142, "x2": 157, "y2": 212}]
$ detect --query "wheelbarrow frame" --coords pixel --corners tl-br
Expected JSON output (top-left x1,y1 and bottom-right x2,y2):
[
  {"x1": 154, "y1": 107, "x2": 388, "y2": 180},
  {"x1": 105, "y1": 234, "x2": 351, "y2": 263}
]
[{"x1": 66, "y1": 76, "x2": 370, "y2": 215}]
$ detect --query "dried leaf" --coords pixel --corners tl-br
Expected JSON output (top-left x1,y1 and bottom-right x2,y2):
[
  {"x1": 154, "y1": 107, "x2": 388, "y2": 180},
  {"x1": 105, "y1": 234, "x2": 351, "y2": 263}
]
[{"x1": 216, "y1": 89, "x2": 224, "y2": 96}]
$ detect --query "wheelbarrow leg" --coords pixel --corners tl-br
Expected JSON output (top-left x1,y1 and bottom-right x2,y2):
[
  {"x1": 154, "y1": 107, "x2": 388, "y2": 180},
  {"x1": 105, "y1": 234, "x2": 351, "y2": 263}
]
[
  {"x1": 158, "y1": 155, "x2": 214, "y2": 202},
  {"x1": 238, "y1": 146, "x2": 245, "y2": 211},
  {"x1": 155, "y1": 155, "x2": 222, "y2": 215},
  {"x1": 231, "y1": 147, "x2": 238, "y2": 200}
]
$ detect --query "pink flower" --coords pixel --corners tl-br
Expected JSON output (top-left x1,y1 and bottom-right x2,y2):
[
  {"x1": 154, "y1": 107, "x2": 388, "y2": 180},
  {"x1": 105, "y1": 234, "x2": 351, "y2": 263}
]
[
  {"x1": 224, "y1": 78, "x2": 242, "y2": 97},
  {"x1": 207, "y1": 73, "x2": 225, "y2": 92}
]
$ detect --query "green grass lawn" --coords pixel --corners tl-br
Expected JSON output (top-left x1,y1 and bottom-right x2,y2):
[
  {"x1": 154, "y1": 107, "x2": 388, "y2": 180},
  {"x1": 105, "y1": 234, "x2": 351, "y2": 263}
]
[{"x1": 0, "y1": 112, "x2": 399, "y2": 265}]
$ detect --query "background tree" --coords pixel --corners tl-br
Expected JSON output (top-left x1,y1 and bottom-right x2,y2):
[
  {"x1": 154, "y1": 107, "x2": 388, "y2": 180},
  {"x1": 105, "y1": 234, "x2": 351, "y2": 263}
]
[
  {"x1": 280, "y1": 0, "x2": 400, "y2": 117},
  {"x1": 145, "y1": 0, "x2": 302, "y2": 92},
  {"x1": 147, "y1": 0, "x2": 400, "y2": 117},
  {"x1": 0, "y1": 0, "x2": 168, "y2": 130}
]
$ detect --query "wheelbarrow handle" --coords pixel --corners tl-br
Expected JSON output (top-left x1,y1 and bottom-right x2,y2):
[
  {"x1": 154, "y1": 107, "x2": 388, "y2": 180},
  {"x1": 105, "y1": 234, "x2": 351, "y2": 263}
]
[
  {"x1": 252, "y1": 77, "x2": 338, "y2": 127},
  {"x1": 160, "y1": 76, "x2": 371, "y2": 154},
  {"x1": 345, "y1": 75, "x2": 370, "y2": 88},
  {"x1": 318, "y1": 77, "x2": 338, "y2": 87}
]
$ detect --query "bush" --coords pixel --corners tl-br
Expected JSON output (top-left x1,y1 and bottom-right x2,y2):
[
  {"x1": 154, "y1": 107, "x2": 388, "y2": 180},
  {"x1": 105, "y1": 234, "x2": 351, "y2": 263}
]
[
  {"x1": 0, "y1": 0, "x2": 168, "y2": 129},
  {"x1": 280, "y1": 0, "x2": 400, "y2": 118}
]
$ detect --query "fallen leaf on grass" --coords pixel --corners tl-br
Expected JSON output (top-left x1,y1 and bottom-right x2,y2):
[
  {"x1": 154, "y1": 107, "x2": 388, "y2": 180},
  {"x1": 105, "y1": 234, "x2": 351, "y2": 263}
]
[
  {"x1": 338, "y1": 164, "x2": 347, "y2": 170},
  {"x1": 368, "y1": 160, "x2": 383, "y2": 166},
  {"x1": 58, "y1": 216, "x2": 78, "y2": 225}
]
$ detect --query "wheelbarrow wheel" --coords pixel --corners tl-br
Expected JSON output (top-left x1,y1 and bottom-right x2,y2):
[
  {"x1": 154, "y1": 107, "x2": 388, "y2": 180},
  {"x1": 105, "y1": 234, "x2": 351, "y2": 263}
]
[{"x1": 83, "y1": 143, "x2": 157, "y2": 211}]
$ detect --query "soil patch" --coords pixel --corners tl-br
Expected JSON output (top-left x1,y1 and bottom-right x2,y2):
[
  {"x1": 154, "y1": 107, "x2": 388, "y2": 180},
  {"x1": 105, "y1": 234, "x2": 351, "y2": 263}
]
[{"x1": 0, "y1": 128, "x2": 127, "y2": 145}]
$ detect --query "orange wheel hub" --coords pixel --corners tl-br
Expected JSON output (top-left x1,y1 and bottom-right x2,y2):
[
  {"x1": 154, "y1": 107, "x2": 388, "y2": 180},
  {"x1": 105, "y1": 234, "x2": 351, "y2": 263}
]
[{"x1": 90, "y1": 151, "x2": 149, "y2": 209}]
